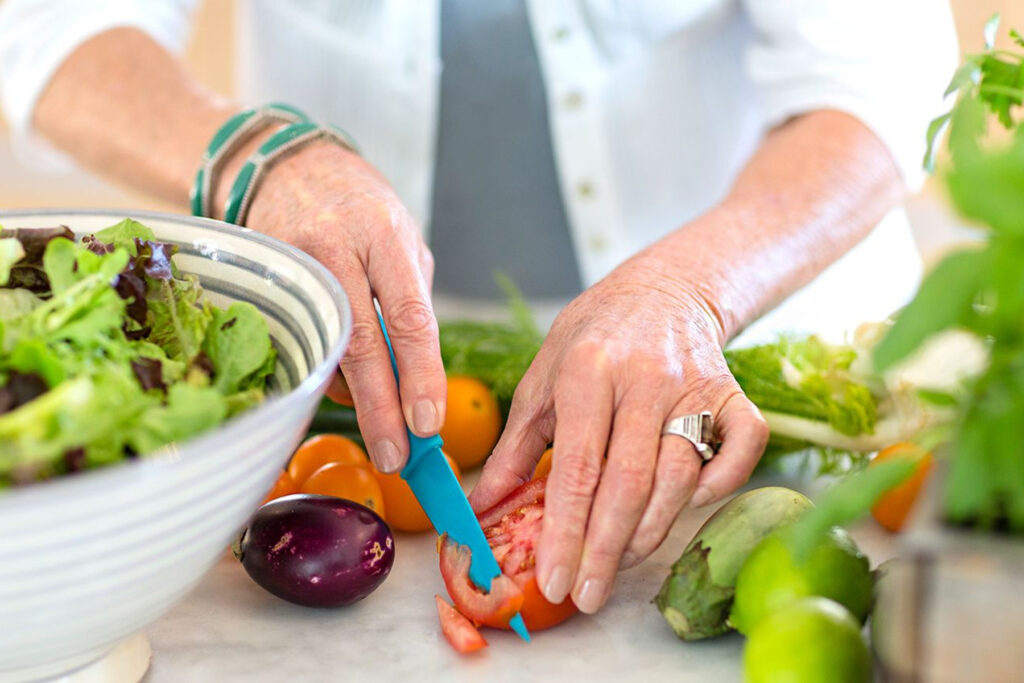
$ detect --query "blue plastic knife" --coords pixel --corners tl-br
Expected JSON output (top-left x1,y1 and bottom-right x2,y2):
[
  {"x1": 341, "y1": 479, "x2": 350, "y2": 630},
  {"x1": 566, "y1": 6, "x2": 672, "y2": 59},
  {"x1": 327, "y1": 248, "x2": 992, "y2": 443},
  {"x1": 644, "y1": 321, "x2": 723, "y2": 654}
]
[{"x1": 375, "y1": 309, "x2": 530, "y2": 642}]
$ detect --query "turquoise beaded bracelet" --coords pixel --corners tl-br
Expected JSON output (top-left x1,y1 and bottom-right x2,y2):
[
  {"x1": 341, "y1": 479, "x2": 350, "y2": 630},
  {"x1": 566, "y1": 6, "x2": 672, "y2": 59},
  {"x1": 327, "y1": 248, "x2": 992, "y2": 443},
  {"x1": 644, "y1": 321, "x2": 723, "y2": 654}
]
[
  {"x1": 189, "y1": 102, "x2": 309, "y2": 219},
  {"x1": 222, "y1": 121, "x2": 358, "y2": 226}
]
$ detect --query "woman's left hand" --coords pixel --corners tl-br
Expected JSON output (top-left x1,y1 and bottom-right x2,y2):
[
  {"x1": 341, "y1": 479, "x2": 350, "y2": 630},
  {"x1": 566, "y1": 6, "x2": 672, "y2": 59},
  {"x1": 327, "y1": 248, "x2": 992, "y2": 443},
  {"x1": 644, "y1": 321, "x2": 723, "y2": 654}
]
[{"x1": 468, "y1": 247, "x2": 769, "y2": 615}]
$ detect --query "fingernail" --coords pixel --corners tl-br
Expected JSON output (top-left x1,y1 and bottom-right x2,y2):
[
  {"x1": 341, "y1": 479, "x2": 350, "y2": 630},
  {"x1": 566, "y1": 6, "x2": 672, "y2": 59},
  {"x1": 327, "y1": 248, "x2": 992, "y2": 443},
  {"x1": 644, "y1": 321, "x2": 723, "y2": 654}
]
[
  {"x1": 412, "y1": 399, "x2": 440, "y2": 434},
  {"x1": 690, "y1": 486, "x2": 714, "y2": 508},
  {"x1": 574, "y1": 578, "x2": 608, "y2": 614},
  {"x1": 372, "y1": 439, "x2": 403, "y2": 473},
  {"x1": 543, "y1": 566, "x2": 571, "y2": 604}
]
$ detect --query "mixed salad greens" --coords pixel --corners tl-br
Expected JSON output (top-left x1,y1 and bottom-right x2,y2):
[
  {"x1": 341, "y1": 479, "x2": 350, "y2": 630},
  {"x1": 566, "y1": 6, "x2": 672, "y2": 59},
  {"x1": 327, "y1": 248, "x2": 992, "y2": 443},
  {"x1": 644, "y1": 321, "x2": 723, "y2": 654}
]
[{"x1": 0, "y1": 218, "x2": 276, "y2": 489}]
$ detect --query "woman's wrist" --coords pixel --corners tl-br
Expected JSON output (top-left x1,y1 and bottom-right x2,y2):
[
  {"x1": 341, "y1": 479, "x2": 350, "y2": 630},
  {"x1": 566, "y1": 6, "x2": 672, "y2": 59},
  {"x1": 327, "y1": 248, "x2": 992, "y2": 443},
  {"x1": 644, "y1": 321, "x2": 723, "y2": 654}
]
[
  {"x1": 241, "y1": 138, "x2": 374, "y2": 235},
  {"x1": 208, "y1": 121, "x2": 283, "y2": 221},
  {"x1": 614, "y1": 208, "x2": 752, "y2": 345},
  {"x1": 203, "y1": 113, "x2": 366, "y2": 225}
]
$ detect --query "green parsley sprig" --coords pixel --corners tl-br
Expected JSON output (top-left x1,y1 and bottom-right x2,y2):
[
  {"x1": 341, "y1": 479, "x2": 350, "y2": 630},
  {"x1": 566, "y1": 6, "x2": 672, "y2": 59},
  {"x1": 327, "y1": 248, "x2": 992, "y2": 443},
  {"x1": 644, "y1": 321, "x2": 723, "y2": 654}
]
[{"x1": 877, "y1": 15, "x2": 1024, "y2": 532}]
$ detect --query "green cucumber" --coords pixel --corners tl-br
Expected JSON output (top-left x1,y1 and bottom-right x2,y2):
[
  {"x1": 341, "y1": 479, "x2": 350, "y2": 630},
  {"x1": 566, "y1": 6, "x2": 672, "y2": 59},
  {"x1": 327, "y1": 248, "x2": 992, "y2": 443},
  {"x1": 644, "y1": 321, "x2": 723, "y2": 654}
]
[
  {"x1": 308, "y1": 397, "x2": 360, "y2": 433},
  {"x1": 304, "y1": 397, "x2": 364, "y2": 448},
  {"x1": 654, "y1": 486, "x2": 813, "y2": 640}
]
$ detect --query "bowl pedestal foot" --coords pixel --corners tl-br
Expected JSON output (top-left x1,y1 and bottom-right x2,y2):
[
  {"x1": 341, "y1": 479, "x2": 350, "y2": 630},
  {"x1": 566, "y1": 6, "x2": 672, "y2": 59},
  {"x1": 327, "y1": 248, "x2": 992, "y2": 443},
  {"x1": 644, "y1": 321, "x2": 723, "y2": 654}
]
[{"x1": 15, "y1": 633, "x2": 152, "y2": 683}]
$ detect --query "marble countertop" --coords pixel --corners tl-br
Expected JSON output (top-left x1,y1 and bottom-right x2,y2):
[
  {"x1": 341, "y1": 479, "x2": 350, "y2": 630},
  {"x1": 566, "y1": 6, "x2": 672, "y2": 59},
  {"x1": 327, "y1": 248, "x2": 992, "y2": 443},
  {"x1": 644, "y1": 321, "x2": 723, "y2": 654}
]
[{"x1": 142, "y1": 476, "x2": 897, "y2": 683}]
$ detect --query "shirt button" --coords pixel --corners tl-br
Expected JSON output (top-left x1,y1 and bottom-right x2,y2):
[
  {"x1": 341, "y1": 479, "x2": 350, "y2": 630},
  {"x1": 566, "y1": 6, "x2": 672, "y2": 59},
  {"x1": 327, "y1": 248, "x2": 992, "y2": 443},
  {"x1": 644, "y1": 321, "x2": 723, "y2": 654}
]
[
  {"x1": 551, "y1": 26, "x2": 570, "y2": 42},
  {"x1": 562, "y1": 91, "x2": 584, "y2": 109},
  {"x1": 589, "y1": 234, "x2": 608, "y2": 252},
  {"x1": 576, "y1": 180, "x2": 595, "y2": 197}
]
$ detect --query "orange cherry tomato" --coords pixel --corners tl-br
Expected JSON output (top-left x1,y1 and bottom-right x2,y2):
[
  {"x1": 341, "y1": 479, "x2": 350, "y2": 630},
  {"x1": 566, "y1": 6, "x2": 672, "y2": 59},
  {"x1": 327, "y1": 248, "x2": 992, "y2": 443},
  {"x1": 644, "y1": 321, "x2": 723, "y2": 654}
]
[
  {"x1": 439, "y1": 376, "x2": 502, "y2": 470},
  {"x1": 374, "y1": 453, "x2": 461, "y2": 532},
  {"x1": 871, "y1": 443, "x2": 934, "y2": 532},
  {"x1": 288, "y1": 434, "x2": 369, "y2": 485},
  {"x1": 532, "y1": 448, "x2": 553, "y2": 480},
  {"x1": 262, "y1": 470, "x2": 298, "y2": 505},
  {"x1": 300, "y1": 463, "x2": 386, "y2": 518}
]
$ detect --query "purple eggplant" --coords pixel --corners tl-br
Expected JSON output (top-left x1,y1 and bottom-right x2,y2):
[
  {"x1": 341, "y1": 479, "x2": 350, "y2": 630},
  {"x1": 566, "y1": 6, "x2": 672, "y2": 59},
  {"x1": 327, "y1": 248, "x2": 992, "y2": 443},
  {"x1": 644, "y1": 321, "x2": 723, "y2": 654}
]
[{"x1": 235, "y1": 494, "x2": 395, "y2": 607}]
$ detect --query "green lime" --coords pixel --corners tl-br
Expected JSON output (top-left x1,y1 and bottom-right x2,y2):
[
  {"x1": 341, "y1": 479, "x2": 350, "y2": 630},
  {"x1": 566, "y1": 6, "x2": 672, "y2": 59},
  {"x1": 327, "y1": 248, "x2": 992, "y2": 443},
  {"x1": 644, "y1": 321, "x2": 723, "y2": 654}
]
[
  {"x1": 744, "y1": 597, "x2": 872, "y2": 683},
  {"x1": 730, "y1": 526, "x2": 873, "y2": 635}
]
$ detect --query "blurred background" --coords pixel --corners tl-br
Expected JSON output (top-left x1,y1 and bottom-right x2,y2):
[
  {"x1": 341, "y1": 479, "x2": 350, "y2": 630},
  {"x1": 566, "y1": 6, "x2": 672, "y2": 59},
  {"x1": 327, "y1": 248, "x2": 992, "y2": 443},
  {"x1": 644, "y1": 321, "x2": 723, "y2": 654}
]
[{"x1": 0, "y1": 0, "x2": 1019, "y2": 267}]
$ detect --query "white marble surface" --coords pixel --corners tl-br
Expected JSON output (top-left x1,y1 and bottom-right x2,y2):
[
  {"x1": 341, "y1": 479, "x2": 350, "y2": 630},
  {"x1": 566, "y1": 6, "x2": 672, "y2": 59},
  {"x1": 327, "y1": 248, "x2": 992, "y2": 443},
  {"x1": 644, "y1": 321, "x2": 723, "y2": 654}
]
[{"x1": 142, "y1": 475, "x2": 897, "y2": 683}]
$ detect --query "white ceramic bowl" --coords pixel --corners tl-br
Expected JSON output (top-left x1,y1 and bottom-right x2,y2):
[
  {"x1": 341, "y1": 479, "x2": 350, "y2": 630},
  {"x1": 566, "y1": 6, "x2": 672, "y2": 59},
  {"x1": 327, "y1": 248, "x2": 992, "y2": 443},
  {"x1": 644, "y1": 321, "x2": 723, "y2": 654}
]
[{"x1": 0, "y1": 210, "x2": 351, "y2": 681}]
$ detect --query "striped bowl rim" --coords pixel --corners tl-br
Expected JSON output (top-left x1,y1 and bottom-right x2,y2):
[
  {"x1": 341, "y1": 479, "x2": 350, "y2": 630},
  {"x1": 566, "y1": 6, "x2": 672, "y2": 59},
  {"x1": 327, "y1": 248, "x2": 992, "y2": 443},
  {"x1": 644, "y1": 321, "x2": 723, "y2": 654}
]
[{"x1": 0, "y1": 208, "x2": 352, "y2": 509}]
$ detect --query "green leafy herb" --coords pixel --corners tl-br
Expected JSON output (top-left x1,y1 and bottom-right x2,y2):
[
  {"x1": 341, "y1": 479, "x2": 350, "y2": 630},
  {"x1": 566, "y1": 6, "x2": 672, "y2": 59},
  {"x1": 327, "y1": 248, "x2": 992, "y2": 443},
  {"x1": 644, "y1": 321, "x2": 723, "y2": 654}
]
[
  {"x1": 873, "y1": 249, "x2": 989, "y2": 372},
  {"x1": 787, "y1": 455, "x2": 923, "y2": 562},
  {"x1": 878, "y1": 18, "x2": 1024, "y2": 531},
  {"x1": 925, "y1": 13, "x2": 1024, "y2": 172}
]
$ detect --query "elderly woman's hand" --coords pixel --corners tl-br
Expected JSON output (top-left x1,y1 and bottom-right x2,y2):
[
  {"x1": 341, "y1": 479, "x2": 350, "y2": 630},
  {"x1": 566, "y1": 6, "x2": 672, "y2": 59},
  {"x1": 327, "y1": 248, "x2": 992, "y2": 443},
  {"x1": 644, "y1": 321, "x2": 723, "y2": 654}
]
[
  {"x1": 233, "y1": 141, "x2": 445, "y2": 473},
  {"x1": 468, "y1": 243, "x2": 769, "y2": 615}
]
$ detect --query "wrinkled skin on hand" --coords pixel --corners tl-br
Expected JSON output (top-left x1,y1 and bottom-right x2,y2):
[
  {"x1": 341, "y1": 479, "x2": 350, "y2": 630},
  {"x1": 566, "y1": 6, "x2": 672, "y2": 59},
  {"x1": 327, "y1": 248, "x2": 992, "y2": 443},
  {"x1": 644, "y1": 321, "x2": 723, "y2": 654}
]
[
  {"x1": 469, "y1": 249, "x2": 769, "y2": 615},
  {"x1": 242, "y1": 141, "x2": 446, "y2": 473}
]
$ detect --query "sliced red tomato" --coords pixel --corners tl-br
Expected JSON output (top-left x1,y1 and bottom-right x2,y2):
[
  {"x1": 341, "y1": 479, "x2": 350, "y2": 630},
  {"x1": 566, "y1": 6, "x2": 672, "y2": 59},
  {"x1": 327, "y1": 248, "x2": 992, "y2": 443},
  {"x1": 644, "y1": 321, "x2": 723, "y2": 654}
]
[
  {"x1": 476, "y1": 477, "x2": 547, "y2": 529},
  {"x1": 440, "y1": 477, "x2": 578, "y2": 632},
  {"x1": 439, "y1": 537, "x2": 524, "y2": 629},
  {"x1": 435, "y1": 595, "x2": 488, "y2": 654}
]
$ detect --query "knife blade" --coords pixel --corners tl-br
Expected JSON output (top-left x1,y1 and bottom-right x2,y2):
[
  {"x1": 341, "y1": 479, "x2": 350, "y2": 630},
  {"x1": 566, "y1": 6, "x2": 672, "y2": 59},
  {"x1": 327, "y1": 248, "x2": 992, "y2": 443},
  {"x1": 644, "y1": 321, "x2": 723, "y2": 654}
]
[{"x1": 375, "y1": 309, "x2": 530, "y2": 642}]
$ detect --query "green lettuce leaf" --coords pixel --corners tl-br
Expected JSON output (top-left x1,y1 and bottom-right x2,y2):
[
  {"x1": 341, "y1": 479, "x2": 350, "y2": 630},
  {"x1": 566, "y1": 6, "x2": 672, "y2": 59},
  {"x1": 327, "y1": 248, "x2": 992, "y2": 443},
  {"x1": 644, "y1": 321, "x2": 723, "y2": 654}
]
[
  {"x1": 4, "y1": 339, "x2": 68, "y2": 387},
  {"x1": 0, "y1": 289, "x2": 41, "y2": 322},
  {"x1": 202, "y1": 302, "x2": 274, "y2": 394},
  {"x1": 0, "y1": 238, "x2": 24, "y2": 286},
  {"x1": 146, "y1": 275, "x2": 212, "y2": 362},
  {"x1": 726, "y1": 336, "x2": 878, "y2": 437},
  {"x1": 129, "y1": 340, "x2": 186, "y2": 385},
  {"x1": 95, "y1": 217, "x2": 156, "y2": 255},
  {"x1": 7, "y1": 240, "x2": 131, "y2": 352},
  {"x1": 0, "y1": 368, "x2": 155, "y2": 483},
  {"x1": 225, "y1": 387, "x2": 267, "y2": 417},
  {"x1": 127, "y1": 383, "x2": 227, "y2": 455}
]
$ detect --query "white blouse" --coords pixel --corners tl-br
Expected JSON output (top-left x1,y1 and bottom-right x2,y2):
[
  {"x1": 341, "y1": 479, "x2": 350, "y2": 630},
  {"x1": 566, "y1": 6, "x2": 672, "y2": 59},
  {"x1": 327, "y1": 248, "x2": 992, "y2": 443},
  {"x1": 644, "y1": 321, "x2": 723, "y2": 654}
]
[{"x1": 0, "y1": 0, "x2": 959, "y2": 344}]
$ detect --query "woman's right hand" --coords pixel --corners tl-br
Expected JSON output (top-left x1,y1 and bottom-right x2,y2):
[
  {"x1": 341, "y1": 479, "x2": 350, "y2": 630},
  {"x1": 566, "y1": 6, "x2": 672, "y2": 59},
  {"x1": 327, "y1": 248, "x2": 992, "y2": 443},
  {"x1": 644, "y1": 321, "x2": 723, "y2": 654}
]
[{"x1": 224, "y1": 139, "x2": 445, "y2": 473}]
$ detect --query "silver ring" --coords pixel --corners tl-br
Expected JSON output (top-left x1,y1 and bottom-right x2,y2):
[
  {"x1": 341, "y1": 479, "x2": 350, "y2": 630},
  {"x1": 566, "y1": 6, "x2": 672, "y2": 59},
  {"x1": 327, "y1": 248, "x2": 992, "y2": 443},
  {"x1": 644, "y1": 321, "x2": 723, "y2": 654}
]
[{"x1": 662, "y1": 411, "x2": 717, "y2": 461}]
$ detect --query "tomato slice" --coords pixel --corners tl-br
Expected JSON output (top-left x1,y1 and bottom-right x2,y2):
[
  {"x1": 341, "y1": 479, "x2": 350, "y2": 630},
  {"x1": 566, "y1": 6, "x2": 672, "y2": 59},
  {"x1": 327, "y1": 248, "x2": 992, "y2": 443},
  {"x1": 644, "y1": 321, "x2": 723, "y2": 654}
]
[
  {"x1": 477, "y1": 476, "x2": 547, "y2": 528},
  {"x1": 440, "y1": 477, "x2": 578, "y2": 632},
  {"x1": 439, "y1": 536, "x2": 524, "y2": 629},
  {"x1": 435, "y1": 595, "x2": 488, "y2": 654}
]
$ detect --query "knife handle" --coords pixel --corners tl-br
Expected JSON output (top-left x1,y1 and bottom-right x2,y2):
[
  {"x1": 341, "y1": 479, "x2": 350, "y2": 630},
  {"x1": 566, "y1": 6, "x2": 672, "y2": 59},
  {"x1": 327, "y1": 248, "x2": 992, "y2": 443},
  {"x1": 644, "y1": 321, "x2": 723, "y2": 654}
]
[{"x1": 374, "y1": 309, "x2": 444, "y2": 479}]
